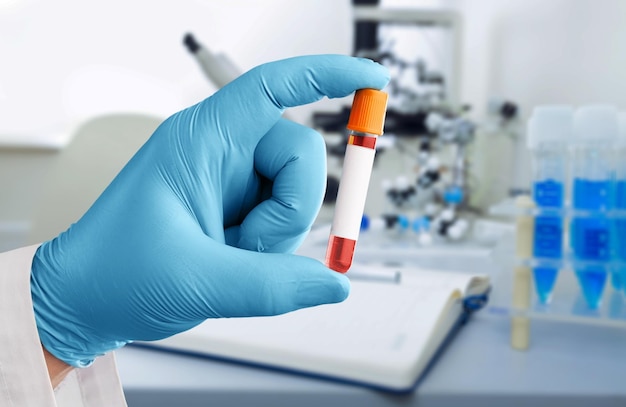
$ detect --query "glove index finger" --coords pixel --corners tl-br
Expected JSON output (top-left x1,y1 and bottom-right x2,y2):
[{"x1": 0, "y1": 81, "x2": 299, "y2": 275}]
[
  {"x1": 205, "y1": 55, "x2": 390, "y2": 141},
  {"x1": 254, "y1": 54, "x2": 391, "y2": 109}
]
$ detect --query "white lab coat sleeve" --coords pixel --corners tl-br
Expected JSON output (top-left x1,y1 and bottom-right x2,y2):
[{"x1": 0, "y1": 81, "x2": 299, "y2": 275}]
[{"x1": 0, "y1": 245, "x2": 127, "y2": 407}]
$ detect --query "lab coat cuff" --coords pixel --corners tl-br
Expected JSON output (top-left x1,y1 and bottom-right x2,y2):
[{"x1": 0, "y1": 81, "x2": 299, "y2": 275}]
[
  {"x1": 0, "y1": 244, "x2": 56, "y2": 406},
  {"x1": 0, "y1": 244, "x2": 128, "y2": 406}
]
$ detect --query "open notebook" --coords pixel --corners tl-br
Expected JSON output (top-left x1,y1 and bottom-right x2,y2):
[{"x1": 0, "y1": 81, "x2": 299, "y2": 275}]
[{"x1": 135, "y1": 263, "x2": 490, "y2": 393}]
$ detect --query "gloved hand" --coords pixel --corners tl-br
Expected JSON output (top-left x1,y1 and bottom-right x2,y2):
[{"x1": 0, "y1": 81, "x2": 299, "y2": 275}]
[{"x1": 30, "y1": 55, "x2": 390, "y2": 367}]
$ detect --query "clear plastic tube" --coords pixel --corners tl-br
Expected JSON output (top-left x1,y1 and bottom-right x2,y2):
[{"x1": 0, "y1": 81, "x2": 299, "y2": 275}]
[
  {"x1": 570, "y1": 106, "x2": 619, "y2": 309},
  {"x1": 325, "y1": 89, "x2": 388, "y2": 273},
  {"x1": 527, "y1": 106, "x2": 571, "y2": 304},
  {"x1": 326, "y1": 132, "x2": 378, "y2": 272},
  {"x1": 612, "y1": 112, "x2": 626, "y2": 293}
]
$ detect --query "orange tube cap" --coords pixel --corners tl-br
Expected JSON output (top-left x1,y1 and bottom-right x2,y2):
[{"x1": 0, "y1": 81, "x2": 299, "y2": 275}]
[{"x1": 347, "y1": 89, "x2": 388, "y2": 136}]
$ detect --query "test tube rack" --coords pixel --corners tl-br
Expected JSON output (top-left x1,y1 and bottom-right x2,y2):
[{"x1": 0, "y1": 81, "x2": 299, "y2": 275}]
[{"x1": 492, "y1": 195, "x2": 626, "y2": 351}]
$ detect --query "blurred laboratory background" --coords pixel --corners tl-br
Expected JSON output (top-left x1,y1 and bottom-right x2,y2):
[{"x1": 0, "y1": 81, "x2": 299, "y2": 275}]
[{"x1": 3, "y1": 0, "x2": 626, "y2": 250}]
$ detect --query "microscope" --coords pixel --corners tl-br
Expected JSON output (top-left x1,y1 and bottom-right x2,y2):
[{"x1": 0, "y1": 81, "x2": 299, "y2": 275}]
[{"x1": 313, "y1": 0, "x2": 474, "y2": 243}]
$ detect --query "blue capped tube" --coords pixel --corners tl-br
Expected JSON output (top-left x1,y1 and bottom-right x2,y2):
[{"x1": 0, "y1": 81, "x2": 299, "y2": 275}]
[
  {"x1": 527, "y1": 106, "x2": 572, "y2": 304},
  {"x1": 612, "y1": 113, "x2": 626, "y2": 292},
  {"x1": 571, "y1": 105, "x2": 619, "y2": 309}
]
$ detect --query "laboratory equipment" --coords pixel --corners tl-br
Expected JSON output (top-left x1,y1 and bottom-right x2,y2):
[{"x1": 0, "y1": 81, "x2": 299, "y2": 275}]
[
  {"x1": 511, "y1": 195, "x2": 534, "y2": 350},
  {"x1": 430, "y1": 206, "x2": 469, "y2": 241},
  {"x1": 490, "y1": 104, "x2": 626, "y2": 351},
  {"x1": 612, "y1": 112, "x2": 626, "y2": 292},
  {"x1": 526, "y1": 106, "x2": 572, "y2": 304},
  {"x1": 487, "y1": 98, "x2": 519, "y2": 125},
  {"x1": 382, "y1": 213, "x2": 411, "y2": 236},
  {"x1": 416, "y1": 156, "x2": 441, "y2": 190},
  {"x1": 349, "y1": 111, "x2": 475, "y2": 245},
  {"x1": 182, "y1": 32, "x2": 300, "y2": 125},
  {"x1": 412, "y1": 216, "x2": 433, "y2": 246},
  {"x1": 183, "y1": 33, "x2": 240, "y2": 89},
  {"x1": 571, "y1": 106, "x2": 619, "y2": 309},
  {"x1": 314, "y1": 1, "x2": 515, "y2": 250},
  {"x1": 313, "y1": 6, "x2": 460, "y2": 136},
  {"x1": 352, "y1": 4, "x2": 461, "y2": 109},
  {"x1": 314, "y1": 2, "x2": 461, "y2": 136},
  {"x1": 424, "y1": 112, "x2": 475, "y2": 216},
  {"x1": 495, "y1": 188, "x2": 626, "y2": 351},
  {"x1": 326, "y1": 89, "x2": 388, "y2": 273}
]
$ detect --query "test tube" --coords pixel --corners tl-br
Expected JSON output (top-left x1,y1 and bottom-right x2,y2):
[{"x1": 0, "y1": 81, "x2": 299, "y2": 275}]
[
  {"x1": 526, "y1": 106, "x2": 572, "y2": 304},
  {"x1": 325, "y1": 89, "x2": 388, "y2": 273},
  {"x1": 571, "y1": 105, "x2": 619, "y2": 309},
  {"x1": 612, "y1": 112, "x2": 626, "y2": 292},
  {"x1": 512, "y1": 195, "x2": 534, "y2": 350}
]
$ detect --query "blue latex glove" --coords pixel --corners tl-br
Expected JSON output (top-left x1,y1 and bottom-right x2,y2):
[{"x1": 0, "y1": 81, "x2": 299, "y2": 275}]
[{"x1": 30, "y1": 55, "x2": 390, "y2": 367}]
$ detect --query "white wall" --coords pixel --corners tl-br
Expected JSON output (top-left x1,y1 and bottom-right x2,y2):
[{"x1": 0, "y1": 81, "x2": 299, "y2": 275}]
[
  {"x1": 0, "y1": 0, "x2": 353, "y2": 134},
  {"x1": 0, "y1": 0, "x2": 357, "y2": 248}
]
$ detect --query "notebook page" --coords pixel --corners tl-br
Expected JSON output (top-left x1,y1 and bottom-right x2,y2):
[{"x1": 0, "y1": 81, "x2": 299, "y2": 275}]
[{"x1": 153, "y1": 266, "x2": 478, "y2": 389}]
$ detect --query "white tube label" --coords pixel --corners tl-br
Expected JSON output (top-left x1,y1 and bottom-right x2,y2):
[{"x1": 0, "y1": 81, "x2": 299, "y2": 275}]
[{"x1": 330, "y1": 144, "x2": 376, "y2": 240}]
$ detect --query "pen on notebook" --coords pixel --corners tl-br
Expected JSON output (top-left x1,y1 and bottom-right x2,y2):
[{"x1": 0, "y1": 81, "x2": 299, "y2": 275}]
[{"x1": 348, "y1": 268, "x2": 402, "y2": 284}]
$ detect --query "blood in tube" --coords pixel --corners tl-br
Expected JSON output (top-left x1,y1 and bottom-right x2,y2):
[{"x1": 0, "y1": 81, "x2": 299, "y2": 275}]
[
  {"x1": 326, "y1": 235, "x2": 357, "y2": 273},
  {"x1": 325, "y1": 88, "x2": 388, "y2": 273}
]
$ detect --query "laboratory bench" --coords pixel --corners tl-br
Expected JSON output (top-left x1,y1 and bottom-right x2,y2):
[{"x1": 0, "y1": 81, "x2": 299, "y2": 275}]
[
  {"x1": 117, "y1": 310, "x2": 626, "y2": 407},
  {"x1": 117, "y1": 222, "x2": 626, "y2": 407},
  {"x1": 3, "y1": 114, "x2": 625, "y2": 406}
]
